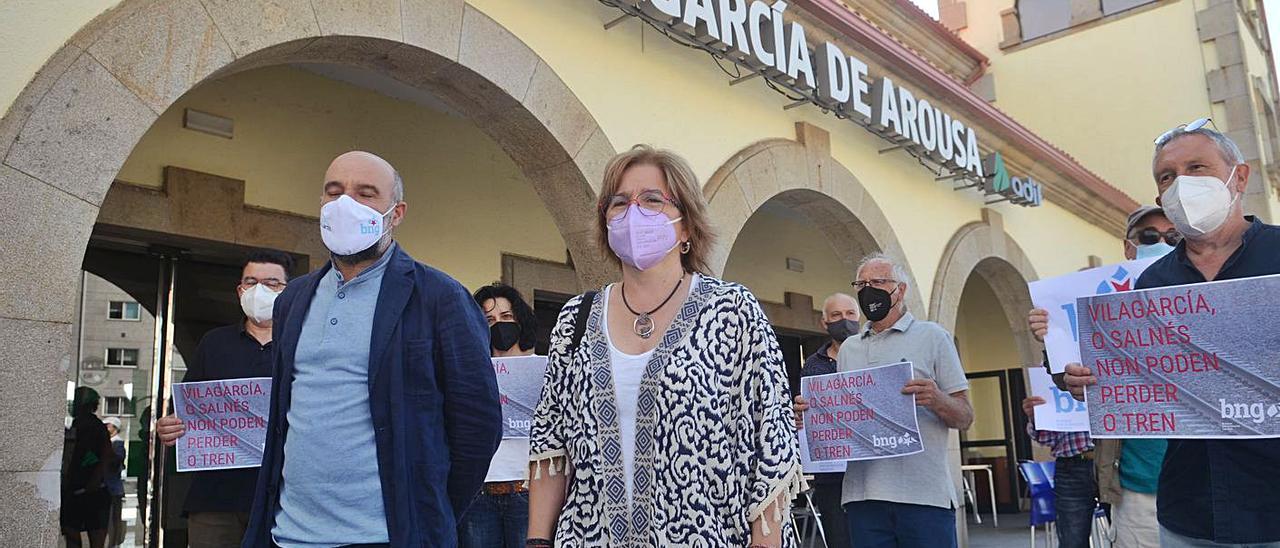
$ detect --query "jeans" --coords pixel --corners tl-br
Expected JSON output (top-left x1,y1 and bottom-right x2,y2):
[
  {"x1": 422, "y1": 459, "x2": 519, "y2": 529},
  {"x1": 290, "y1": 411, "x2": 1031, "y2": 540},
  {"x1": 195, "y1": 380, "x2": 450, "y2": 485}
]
[
  {"x1": 1054, "y1": 456, "x2": 1099, "y2": 548},
  {"x1": 844, "y1": 500, "x2": 957, "y2": 548},
  {"x1": 1160, "y1": 526, "x2": 1280, "y2": 548},
  {"x1": 811, "y1": 480, "x2": 851, "y2": 548},
  {"x1": 457, "y1": 491, "x2": 529, "y2": 548}
]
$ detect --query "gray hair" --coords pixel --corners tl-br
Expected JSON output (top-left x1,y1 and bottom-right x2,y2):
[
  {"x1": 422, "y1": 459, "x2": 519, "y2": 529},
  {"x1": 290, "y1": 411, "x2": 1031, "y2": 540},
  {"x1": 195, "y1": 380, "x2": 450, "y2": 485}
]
[
  {"x1": 392, "y1": 169, "x2": 404, "y2": 204},
  {"x1": 1153, "y1": 126, "x2": 1246, "y2": 168},
  {"x1": 856, "y1": 252, "x2": 910, "y2": 287}
]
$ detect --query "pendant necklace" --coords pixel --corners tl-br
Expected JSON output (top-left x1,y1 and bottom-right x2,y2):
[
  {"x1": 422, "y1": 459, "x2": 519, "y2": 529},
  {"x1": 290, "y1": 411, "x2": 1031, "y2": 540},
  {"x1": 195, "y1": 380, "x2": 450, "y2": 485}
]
[{"x1": 621, "y1": 275, "x2": 685, "y2": 339}]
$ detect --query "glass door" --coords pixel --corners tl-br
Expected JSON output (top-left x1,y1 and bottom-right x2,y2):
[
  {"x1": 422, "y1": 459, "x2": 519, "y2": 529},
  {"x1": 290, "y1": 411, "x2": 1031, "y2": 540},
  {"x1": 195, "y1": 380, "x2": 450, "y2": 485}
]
[
  {"x1": 71, "y1": 226, "x2": 302, "y2": 547},
  {"x1": 960, "y1": 370, "x2": 1028, "y2": 514}
]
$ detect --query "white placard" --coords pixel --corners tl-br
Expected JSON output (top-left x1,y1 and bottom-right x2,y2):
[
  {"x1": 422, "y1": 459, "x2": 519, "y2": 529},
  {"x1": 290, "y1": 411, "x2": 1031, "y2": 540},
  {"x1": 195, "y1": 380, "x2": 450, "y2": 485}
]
[
  {"x1": 1028, "y1": 367, "x2": 1090, "y2": 432},
  {"x1": 1028, "y1": 257, "x2": 1159, "y2": 373}
]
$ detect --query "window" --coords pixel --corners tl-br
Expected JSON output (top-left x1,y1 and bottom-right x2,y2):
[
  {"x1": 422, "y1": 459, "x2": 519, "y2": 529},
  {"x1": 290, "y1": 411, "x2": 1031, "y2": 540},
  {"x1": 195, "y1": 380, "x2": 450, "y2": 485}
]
[
  {"x1": 105, "y1": 348, "x2": 140, "y2": 367},
  {"x1": 1017, "y1": 0, "x2": 1073, "y2": 41},
  {"x1": 1015, "y1": 0, "x2": 1159, "y2": 43},
  {"x1": 1101, "y1": 0, "x2": 1156, "y2": 16},
  {"x1": 108, "y1": 301, "x2": 141, "y2": 321},
  {"x1": 104, "y1": 397, "x2": 134, "y2": 416}
]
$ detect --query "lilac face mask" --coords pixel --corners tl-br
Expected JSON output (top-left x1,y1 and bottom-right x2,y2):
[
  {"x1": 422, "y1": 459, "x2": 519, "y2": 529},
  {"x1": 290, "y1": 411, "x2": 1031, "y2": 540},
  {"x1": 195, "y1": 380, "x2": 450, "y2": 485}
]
[{"x1": 607, "y1": 204, "x2": 682, "y2": 271}]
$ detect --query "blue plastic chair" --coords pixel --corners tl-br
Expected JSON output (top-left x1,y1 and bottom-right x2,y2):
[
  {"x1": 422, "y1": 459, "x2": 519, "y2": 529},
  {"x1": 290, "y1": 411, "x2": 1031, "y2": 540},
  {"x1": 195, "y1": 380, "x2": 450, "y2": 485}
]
[{"x1": 1019, "y1": 461, "x2": 1057, "y2": 547}]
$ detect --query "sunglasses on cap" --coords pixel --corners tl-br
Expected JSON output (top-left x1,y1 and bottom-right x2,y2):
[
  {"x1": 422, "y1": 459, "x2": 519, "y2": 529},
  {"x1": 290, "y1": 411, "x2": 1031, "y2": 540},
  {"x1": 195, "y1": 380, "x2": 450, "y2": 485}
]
[
  {"x1": 1127, "y1": 227, "x2": 1182, "y2": 246},
  {"x1": 1154, "y1": 117, "x2": 1212, "y2": 146}
]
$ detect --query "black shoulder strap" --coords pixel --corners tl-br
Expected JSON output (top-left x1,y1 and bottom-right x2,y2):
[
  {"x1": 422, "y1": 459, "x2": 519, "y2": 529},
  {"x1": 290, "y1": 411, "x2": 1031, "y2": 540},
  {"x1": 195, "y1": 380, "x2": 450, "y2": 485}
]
[{"x1": 569, "y1": 291, "x2": 598, "y2": 354}]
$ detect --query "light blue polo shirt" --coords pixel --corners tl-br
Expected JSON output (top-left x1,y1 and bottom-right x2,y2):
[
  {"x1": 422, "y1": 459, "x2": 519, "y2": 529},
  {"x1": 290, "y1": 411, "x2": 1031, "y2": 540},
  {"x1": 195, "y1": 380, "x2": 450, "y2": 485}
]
[{"x1": 272, "y1": 246, "x2": 395, "y2": 547}]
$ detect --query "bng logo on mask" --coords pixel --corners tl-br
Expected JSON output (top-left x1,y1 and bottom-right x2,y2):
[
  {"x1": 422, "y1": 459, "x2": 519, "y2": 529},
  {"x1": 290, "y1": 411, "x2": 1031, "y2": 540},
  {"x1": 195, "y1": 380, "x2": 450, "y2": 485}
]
[
  {"x1": 359, "y1": 219, "x2": 380, "y2": 235},
  {"x1": 1219, "y1": 399, "x2": 1280, "y2": 424}
]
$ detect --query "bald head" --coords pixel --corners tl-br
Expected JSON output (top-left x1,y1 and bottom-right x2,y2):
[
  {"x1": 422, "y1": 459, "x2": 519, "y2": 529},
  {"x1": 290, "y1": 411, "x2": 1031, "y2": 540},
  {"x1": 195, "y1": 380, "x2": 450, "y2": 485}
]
[
  {"x1": 323, "y1": 151, "x2": 404, "y2": 210},
  {"x1": 821, "y1": 292, "x2": 859, "y2": 324}
]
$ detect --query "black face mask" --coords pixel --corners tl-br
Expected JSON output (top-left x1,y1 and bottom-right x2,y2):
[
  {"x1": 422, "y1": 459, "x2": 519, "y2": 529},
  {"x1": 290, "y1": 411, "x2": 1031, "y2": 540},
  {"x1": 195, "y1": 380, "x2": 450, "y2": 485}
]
[
  {"x1": 825, "y1": 319, "x2": 859, "y2": 343},
  {"x1": 857, "y1": 285, "x2": 899, "y2": 323},
  {"x1": 490, "y1": 321, "x2": 522, "y2": 352}
]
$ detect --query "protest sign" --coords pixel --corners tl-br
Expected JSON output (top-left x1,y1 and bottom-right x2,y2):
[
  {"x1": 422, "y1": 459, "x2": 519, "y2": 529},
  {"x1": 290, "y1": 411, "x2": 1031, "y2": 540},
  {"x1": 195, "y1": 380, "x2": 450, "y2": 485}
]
[
  {"x1": 1029, "y1": 257, "x2": 1159, "y2": 373},
  {"x1": 1028, "y1": 366, "x2": 1090, "y2": 432},
  {"x1": 494, "y1": 355, "x2": 548, "y2": 439},
  {"x1": 1079, "y1": 274, "x2": 1280, "y2": 438},
  {"x1": 172, "y1": 377, "x2": 270, "y2": 472},
  {"x1": 800, "y1": 362, "x2": 923, "y2": 462},
  {"x1": 799, "y1": 432, "x2": 846, "y2": 474}
]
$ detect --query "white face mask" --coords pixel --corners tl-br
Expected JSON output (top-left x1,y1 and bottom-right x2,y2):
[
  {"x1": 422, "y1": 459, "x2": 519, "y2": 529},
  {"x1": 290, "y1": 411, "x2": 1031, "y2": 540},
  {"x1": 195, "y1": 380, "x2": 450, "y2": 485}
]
[
  {"x1": 319, "y1": 195, "x2": 396, "y2": 256},
  {"x1": 1161, "y1": 167, "x2": 1238, "y2": 238},
  {"x1": 239, "y1": 283, "x2": 281, "y2": 324}
]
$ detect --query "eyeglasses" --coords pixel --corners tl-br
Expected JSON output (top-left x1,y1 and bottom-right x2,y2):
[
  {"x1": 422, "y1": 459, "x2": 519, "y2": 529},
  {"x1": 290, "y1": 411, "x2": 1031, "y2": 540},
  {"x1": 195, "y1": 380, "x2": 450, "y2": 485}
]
[
  {"x1": 240, "y1": 277, "x2": 287, "y2": 290},
  {"x1": 1154, "y1": 117, "x2": 1212, "y2": 145},
  {"x1": 602, "y1": 190, "x2": 680, "y2": 220},
  {"x1": 1128, "y1": 227, "x2": 1182, "y2": 247},
  {"x1": 851, "y1": 278, "x2": 898, "y2": 290}
]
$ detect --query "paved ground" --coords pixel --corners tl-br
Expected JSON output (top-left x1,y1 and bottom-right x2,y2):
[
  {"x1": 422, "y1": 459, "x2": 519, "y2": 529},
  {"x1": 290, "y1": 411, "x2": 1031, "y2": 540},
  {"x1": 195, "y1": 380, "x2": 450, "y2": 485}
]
[{"x1": 969, "y1": 512, "x2": 1044, "y2": 548}]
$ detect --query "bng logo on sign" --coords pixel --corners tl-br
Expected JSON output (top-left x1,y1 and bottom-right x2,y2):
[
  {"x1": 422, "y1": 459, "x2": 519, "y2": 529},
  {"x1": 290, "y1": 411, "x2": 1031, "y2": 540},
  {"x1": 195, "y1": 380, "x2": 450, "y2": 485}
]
[
  {"x1": 872, "y1": 432, "x2": 919, "y2": 450},
  {"x1": 1219, "y1": 399, "x2": 1280, "y2": 424}
]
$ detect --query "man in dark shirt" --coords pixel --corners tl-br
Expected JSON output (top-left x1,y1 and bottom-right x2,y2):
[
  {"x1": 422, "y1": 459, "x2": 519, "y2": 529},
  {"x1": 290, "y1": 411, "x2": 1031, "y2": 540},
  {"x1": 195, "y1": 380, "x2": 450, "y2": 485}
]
[
  {"x1": 1064, "y1": 124, "x2": 1280, "y2": 546},
  {"x1": 62, "y1": 386, "x2": 112, "y2": 548},
  {"x1": 154, "y1": 249, "x2": 293, "y2": 548},
  {"x1": 793, "y1": 293, "x2": 859, "y2": 548}
]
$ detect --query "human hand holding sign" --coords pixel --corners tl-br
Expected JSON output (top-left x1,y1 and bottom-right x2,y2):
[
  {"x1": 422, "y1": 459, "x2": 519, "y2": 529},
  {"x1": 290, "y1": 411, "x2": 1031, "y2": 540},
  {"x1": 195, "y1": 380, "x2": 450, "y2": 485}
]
[
  {"x1": 156, "y1": 415, "x2": 185, "y2": 446},
  {"x1": 1063, "y1": 363, "x2": 1096, "y2": 402},
  {"x1": 902, "y1": 379, "x2": 974, "y2": 430},
  {"x1": 902, "y1": 379, "x2": 945, "y2": 409},
  {"x1": 1028, "y1": 308, "x2": 1049, "y2": 343},
  {"x1": 792, "y1": 395, "x2": 808, "y2": 430},
  {"x1": 1021, "y1": 396, "x2": 1046, "y2": 419}
]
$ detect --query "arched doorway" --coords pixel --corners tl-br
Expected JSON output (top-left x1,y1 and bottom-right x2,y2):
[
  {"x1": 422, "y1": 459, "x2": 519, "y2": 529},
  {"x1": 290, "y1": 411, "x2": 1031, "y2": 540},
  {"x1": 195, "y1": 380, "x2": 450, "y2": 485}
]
[
  {"x1": 0, "y1": 2, "x2": 617, "y2": 543},
  {"x1": 931, "y1": 215, "x2": 1040, "y2": 517},
  {"x1": 705, "y1": 123, "x2": 922, "y2": 312}
]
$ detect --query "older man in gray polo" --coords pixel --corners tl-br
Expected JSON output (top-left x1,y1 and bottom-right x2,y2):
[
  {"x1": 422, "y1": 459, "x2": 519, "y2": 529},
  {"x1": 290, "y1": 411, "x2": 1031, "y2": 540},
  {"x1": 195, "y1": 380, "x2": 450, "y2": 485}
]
[{"x1": 838, "y1": 253, "x2": 973, "y2": 548}]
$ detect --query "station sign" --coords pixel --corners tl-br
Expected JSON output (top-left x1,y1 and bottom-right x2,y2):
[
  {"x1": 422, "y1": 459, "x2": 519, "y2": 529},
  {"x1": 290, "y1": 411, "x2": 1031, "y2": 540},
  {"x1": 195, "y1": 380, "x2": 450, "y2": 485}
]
[{"x1": 609, "y1": 0, "x2": 1042, "y2": 207}]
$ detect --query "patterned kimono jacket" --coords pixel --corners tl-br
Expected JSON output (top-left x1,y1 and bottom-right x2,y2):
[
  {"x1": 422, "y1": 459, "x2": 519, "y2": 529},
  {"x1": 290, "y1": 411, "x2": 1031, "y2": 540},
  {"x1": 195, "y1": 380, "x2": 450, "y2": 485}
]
[{"x1": 529, "y1": 275, "x2": 803, "y2": 547}]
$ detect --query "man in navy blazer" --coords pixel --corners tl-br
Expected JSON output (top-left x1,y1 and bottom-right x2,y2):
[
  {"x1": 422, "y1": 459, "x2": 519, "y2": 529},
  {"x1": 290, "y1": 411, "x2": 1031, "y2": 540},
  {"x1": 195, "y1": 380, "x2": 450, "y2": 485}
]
[{"x1": 239, "y1": 151, "x2": 501, "y2": 547}]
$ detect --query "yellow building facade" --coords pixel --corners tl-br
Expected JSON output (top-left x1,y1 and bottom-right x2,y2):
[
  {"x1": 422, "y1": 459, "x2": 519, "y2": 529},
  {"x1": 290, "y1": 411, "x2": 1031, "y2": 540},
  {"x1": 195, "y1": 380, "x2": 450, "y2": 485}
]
[
  {"x1": 944, "y1": 0, "x2": 1280, "y2": 218},
  {"x1": 0, "y1": 0, "x2": 1209, "y2": 544}
]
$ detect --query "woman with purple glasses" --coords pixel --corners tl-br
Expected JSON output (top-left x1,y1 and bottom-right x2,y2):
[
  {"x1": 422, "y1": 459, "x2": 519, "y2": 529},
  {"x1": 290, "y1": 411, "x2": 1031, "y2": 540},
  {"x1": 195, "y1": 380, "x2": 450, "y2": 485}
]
[{"x1": 525, "y1": 145, "x2": 802, "y2": 548}]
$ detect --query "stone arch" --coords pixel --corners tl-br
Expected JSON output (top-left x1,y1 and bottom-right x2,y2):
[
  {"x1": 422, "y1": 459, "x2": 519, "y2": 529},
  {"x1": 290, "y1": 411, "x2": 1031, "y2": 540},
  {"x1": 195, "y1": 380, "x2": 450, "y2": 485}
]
[
  {"x1": 706, "y1": 122, "x2": 925, "y2": 315},
  {"x1": 929, "y1": 213, "x2": 1041, "y2": 366},
  {"x1": 0, "y1": 1, "x2": 615, "y2": 541}
]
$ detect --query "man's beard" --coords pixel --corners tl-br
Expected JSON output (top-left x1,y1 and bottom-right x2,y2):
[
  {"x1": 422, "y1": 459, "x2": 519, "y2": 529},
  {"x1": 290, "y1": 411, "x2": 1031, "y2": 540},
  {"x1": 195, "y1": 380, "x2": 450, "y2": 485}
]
[{"x1": 333, "y1": 235, "x2": 389, "y2": 265}]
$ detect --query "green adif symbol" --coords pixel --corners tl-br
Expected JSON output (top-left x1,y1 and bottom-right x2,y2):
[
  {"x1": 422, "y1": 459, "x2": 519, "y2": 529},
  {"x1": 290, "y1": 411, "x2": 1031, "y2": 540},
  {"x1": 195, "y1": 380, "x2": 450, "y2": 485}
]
[{"x1": 989, "y1": 152, "x2": 1011, "y2": 193}]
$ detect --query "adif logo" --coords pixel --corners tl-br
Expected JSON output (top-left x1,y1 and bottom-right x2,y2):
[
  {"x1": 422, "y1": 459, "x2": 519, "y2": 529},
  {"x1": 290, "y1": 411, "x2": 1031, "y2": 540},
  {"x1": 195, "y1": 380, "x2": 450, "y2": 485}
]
[
  {"x1": 982, "y1": 152, "x2": 1043, "y2": 207},
  {"x1": 872, "y1": 432, "x2": 919, "y2": 450},
  {"x1": 988, "y1": 152, "x2": 1012, "y2": 193},
  {"x1": 359, "y1": 219, "x2": 380, "y2": 235},
  {"x1": 1219, "y1": 399, "x2": 1280, "y2": 424},
  {"x1": 1095, "y1": 265, "x2": 1134, "y2": 294}
]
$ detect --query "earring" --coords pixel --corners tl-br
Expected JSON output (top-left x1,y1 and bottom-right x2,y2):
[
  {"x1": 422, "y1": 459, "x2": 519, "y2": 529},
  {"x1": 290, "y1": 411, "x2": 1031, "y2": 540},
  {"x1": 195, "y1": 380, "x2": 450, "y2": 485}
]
[{"x1": 681, "y1": 241, "x2": 692, "y2": 254}]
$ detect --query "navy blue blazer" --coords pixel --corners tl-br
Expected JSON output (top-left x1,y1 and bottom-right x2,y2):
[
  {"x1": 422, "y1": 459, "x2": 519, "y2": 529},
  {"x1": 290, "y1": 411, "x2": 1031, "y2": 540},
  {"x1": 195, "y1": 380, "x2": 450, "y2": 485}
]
[{"x1": 242, "y1": 245, "x2": 502, "y2": 547}]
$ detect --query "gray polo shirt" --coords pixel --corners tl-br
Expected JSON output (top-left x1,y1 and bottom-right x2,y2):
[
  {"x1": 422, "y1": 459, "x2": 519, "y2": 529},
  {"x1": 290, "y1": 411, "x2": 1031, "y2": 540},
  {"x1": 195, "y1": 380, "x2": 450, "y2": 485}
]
[{"x1": 837, "y1": 312, "x2": 968, "y2": 509}]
